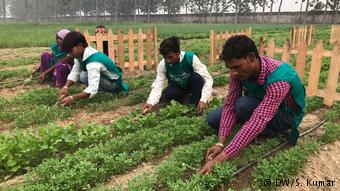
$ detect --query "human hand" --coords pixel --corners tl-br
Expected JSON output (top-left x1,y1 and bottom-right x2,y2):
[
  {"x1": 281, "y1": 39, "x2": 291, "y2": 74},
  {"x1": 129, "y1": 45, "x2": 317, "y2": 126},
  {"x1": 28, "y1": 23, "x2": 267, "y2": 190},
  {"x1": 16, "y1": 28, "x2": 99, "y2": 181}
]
[
  {"x1": 142, "y1": 103, "x2": 153, "y2": 114},
  {"x1": 197, "y1": 101, "x2": 206, "y2": 114}
]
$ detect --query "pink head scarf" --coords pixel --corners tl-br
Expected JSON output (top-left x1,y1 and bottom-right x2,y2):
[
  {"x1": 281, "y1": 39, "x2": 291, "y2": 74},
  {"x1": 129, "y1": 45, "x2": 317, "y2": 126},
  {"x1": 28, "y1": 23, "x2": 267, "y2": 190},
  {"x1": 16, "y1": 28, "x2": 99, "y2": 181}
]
[{"x1": 56, "y1": 29, "x2": 70, "y2": 40}]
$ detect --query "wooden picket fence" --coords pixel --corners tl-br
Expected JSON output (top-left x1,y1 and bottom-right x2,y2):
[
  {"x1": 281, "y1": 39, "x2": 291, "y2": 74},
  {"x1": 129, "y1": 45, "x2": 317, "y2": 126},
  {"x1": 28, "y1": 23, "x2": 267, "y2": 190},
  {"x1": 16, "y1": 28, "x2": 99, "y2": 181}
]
[
  {"x1": 290, "y1": 25, "x2": 314, "y2": 48},
  {"x1": 78, "y1": 27, "x2": 158, "y2": 72},
  {"x1": 330, "y1": 25, "x2": 340, "y2": 44},
  {"x1": 210, "y1": 27, "x2": 252, "y2": 64},
  {"x1": 259, "y1": 37, "x2": 340, "y2": 106}
]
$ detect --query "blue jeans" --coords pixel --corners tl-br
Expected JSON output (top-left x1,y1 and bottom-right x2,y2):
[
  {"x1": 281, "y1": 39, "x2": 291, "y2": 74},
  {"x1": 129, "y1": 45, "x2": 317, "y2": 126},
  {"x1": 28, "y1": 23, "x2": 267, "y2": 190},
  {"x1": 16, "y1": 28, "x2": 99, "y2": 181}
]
[
  {"x1": 79, "y1": 71, "x2": 120, "y2": 93},
  {"x1": 206, "y1": 96, "x2": 293, "y2": 137},
  {"x1": 162, "y1": 72, "x2": 204, "y2": 105}
]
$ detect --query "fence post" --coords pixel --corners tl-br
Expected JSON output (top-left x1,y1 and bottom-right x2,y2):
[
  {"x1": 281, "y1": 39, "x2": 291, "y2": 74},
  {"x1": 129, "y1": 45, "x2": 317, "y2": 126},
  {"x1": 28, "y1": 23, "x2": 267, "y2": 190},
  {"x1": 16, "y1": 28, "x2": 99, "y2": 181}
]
[
  {"x1": 218, "y1": 32, "x2": 223, "y2": 55},
  {"x1": 295, "y1": 40, "x2": 307, "y2": 80},
  {"x1": 137, "y1": 28, "x2": 144, "y2": 71},
  {"x1": 281, "y1": 39, "x2": 291, "y2": 63},
  {"x1": 266, "y1": 38, "x2": 276, "y2": 58},
  {"x1": 128, "y1": 28, "x2": 135, "y2": 72},
  {"x1": 117, "y1": 29, "x2": 125, "y2": 70},
  {"x1": 258, "y1": 36, "x2": 265, "y2": 55},
  {"x1": 153, "y1": 27, "x2": 158, "y2": 72},
  {"x1": 83, "y1": 29, "x2": 91, "y2": 46},
  {"x1": 146, "y1": 28, "x2": 153, "y2": 71},
  {"x1": 324, "y1": 42, "x2": 340, "y2": 106},
  {"x1": 306, "y1": 40, "x2": 324, "y2": 96},
  {"x1": 95, "y1": 30, "x2": 104, "y2": 53},
  {"x1": 107, "y1": 29, "x2": 116, "y2": 62},
  {"x1": 210, "y1": 30, "x2": 216, "y2": 64}
]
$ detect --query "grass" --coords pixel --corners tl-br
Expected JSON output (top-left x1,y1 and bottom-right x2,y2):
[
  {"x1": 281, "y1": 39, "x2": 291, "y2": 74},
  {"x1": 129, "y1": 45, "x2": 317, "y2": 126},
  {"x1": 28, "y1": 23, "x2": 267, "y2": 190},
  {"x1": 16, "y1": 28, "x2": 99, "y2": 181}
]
[{"x1": 1, "y1": 23, "x2": 332, "y2": 48}]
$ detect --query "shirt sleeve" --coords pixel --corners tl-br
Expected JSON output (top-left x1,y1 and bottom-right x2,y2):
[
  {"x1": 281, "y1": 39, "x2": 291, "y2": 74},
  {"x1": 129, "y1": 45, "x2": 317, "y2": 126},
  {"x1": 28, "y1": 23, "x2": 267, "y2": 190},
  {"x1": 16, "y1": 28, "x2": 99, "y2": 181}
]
[
  {"x1": 192, "y1": 55, "x2": 213, "y2": 103},
  {"x1": 223, "y1": 81, "x2": 291, "y2": 158},
  {"x1": 67, "y1": 58, "x2": 80, "y2": 83},
  {"x1": 146, "y1": 60, "x2": 167, "y2": 105},
  {"x1": 218, "y1": 74, "x2": 242, "y2": 138},
  {"x1": 83, "y1": 62, "x2": 102, "y2": 98}
]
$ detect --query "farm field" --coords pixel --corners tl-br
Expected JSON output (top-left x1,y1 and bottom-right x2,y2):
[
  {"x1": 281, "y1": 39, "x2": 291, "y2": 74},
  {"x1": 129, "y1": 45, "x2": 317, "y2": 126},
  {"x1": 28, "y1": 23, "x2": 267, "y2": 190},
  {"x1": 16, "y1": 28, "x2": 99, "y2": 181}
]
[{"x1": 0, "y1": 23, "x2": 339, "y2": 191}]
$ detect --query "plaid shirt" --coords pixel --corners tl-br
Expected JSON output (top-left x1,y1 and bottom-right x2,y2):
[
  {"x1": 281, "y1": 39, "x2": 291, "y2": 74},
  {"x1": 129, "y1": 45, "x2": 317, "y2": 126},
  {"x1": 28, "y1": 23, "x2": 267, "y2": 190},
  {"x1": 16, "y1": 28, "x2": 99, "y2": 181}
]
[{"x1": 219, "y1": 55, "x2": 297, "y2": 158}]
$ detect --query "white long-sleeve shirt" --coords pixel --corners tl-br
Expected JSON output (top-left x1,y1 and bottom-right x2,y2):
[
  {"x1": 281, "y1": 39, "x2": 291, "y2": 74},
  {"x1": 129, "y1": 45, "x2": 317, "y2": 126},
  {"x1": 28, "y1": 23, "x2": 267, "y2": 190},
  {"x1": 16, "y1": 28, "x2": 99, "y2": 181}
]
[
  {"x1": 146, "y1": 51, "x2": 213, "y2": 105},
  {"x1": 67, "y1": 46, "x2": 119, "y2": 98}
]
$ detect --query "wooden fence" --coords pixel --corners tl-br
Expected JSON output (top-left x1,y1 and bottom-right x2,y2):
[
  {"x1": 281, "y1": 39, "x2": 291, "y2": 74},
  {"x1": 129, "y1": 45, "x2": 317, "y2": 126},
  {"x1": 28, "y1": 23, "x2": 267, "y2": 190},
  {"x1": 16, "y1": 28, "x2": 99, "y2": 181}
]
[
  {"x1": 330, "y1": 25, "x2": 340, "y2": 44},
  {"x1": 291, "y1": 25, "x2": 314, "y2": 48},
  {"x1": 78, "y1": 27, "x2": 158, "y2": 72},
  {"x1": 210, "y1": 27, "x2": 252, "y2": 64},
  {"x1": 259, "y1": 38, "x2": 340, "y2": 106}
]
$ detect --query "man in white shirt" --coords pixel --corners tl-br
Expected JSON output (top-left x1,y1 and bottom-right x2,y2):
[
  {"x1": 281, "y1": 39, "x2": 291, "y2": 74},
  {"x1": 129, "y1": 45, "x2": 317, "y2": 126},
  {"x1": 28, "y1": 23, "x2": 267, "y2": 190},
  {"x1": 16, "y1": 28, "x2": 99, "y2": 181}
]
[
  {"x1": 143, "y1": 36, "x2": 213, "y2": 114},
  {"x1": 58, "y1": 31, "x2": 128, "y2": 106}
]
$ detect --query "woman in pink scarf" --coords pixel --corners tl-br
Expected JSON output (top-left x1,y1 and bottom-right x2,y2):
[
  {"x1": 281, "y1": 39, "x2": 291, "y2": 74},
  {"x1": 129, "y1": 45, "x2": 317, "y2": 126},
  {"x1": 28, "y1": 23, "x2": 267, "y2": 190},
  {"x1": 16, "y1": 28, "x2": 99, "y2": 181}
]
[{"x1": 39, "y1": 29, "x2": 74, "y2": 87}]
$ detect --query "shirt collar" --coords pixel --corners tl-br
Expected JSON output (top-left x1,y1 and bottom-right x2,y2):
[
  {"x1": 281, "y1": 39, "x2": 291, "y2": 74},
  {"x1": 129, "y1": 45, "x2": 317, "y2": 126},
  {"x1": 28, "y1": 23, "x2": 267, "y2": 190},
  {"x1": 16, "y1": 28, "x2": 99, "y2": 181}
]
[
  {"x1": 81, "y1": 46, "x2": 98, "y2": 61},
  {"x1": 257, "y1": 55, "x2": 267, "y2": 85}
]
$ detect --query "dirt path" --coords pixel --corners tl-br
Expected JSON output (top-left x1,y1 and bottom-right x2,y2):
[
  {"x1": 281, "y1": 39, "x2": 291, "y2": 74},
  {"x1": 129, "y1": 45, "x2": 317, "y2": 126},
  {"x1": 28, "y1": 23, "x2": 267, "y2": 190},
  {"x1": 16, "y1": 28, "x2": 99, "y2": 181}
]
[
  {"x1": 0, "y1": 84, "x2": 43, "y2": 99},
  {"x1": 108, "y1": 162, "x2": 154, "y2": 189},
  {"x1": 56, "y1": 105, "x2": 139, "y2": 127},
  {"x1": 0, "y1": 64, "x2": 38, "y2": 71},
  {"x1": 229, "y1": 108, "x2": 328, "y2": 190},
  {"x1": 212, "y1": 85, "x2": 228, "y2": 100},
  {"x1": 279, "y1": 141, "x2": 340, "y2": 191},
  {"x1": 0, "y1": 47, "x2": 48, "y2": 60}
]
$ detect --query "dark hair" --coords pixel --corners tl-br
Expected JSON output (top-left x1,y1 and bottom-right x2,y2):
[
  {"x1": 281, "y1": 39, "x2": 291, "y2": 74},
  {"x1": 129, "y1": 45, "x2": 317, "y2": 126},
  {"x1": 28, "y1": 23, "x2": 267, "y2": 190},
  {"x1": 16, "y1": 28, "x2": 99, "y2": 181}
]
[
  {"x1": 96, "y1": 25, "x2": 106, "y2": 29},
  {"x1": 159, "y1": 36, "x2": 180, "y2": 55},
  {"x1": 61, "y1": 31, "x2": 88, "y2": 53},
  {"x1": 220, "y1": 35, "x2": 259, "y2": 61}
]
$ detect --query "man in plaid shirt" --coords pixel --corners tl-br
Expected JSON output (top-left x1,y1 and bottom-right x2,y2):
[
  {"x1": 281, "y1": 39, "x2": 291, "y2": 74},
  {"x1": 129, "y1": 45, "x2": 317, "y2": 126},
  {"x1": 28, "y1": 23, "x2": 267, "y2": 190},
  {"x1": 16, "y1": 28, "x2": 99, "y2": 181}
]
[{"x1": 200, "y1": 35, "x2": 305, "y2": 175}]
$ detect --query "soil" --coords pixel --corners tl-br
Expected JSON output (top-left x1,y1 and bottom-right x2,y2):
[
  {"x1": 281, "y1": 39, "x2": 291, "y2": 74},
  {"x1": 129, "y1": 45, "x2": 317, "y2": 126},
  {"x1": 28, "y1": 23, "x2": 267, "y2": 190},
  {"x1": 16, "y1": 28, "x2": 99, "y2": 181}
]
[
  {"x1": 279, "y1": 141, "x2": 340, "y2": 191},
  {"x1": 0, "y1": 47, "x2": 48, "y2": 60},
  {"x1": 0, "y1": 175, "x2": 24, "y2": 188},
  {"x1": 56, "y1": 105, "x2": 139, "y2": 127},
  {"x1": 212, "y1": 85, "x2": 229, "y2": 100},
  {"x1": 228, "y1": 108, "x2": 330, "y2": 190},
  {"x1": 108, "y1": 162, "x2": 154, "y2": 189},
  {"x1": 0, "y1": 64, "x2": 38, "y2": 71},
  {"x1": 0, "y1": 84, "x2": 43, "y2": 99}
]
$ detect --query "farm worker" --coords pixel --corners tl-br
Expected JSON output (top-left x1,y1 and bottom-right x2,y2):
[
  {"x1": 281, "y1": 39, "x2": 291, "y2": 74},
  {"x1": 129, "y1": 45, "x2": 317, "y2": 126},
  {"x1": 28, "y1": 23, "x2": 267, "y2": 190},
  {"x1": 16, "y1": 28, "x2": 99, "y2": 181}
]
[
  {"x1": 58, "y1": 31, "x2": 128, "y2": 106},
  {"x1": 39, "y1": 29, "x2": 74, "y2": 87},
  {"x1": 94, "y1": 25, "x2": 109, "y2": 56},
  {"x1": 200, "y1": 35, "x2": 306, "y2": 175},
  {"x1": 142, "y1": 36, "x2": 213, "y2": 114}
]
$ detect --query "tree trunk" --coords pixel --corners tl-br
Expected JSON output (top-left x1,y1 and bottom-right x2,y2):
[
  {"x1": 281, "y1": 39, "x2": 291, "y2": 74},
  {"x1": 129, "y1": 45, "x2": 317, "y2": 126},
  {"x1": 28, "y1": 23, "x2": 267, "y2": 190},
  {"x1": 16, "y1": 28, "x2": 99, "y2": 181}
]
[
  {"x1": 115, "y1": 0, "x2": 118, "y2": 22},
  {"x1": 79, "y1": 0, "x2": 82, "y2": 22},
  {"x1": 335, "y1": 2, "x2": 339, "y2": 24},
  {"x1": 323, "y1": 0, "x2": 328, "y2": 21},
  {"x1": 298, "y1": 0, "x2": 304, "y2": 23},
  {"x1": 24, "y1": 0, "x2": 28, "y2": 22},
  {"x1": 185, "y1": 3, "x2": 188, "y2": 23},
  {"x1": 235, "y1": 0, "x2": 239, "y2": 24},
  {"x1": 209, "y1": 0, "x2": 214, "y2": 23},
  {"x1": 35, "y1": 0, "x2": 38, "y2": 23},
  {"x1": 262, "y1": 0, "x2": 266, "y2": 23},
  {"x1": 278, "y1": 0, "x2": 283, "y2": 21},
  {"x1": 2, "y1": 0, "x2": 5, "y2": 19},
  {"x1": 147, "y1": 0, "x2": 150, "y2": 24},
  {"x1": 54, "y1": 0, "x2": 57, "y2": 23},
  {"x1": 269, "y1": 0, "x2": 274, "y2": 23},
  {"x1": 304, "y1": 0, "x2": 310, "y2": 24},
  {"x1": 95, "y1": 0, "x2": 98, "y2": 21},
  {"x1": 134, "y1": 0, "x2": 137, "y2": 23}
]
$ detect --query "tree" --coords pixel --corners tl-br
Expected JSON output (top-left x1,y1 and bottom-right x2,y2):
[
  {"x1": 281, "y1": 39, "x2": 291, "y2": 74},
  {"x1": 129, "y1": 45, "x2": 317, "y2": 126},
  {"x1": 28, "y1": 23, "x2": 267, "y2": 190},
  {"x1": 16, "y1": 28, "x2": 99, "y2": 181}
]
[
  {"x1": 260, "y1": 0, "x2": 267, "y2": 22},
  {"x1": 268, "y1": 0, "x2": 277, "y2": 23},
  {"x1": 327, "y1": 0, "x2": 340, "y2": 23},
  {"x1": 249, "y1": 0, "x2": 261, "y2": 13},
  {"x1": 2, "y1": 0, "x2": 5, "y2": 19},
  {"x1": 187, "y1": 0, "x2": 211, "y2": 23}
]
